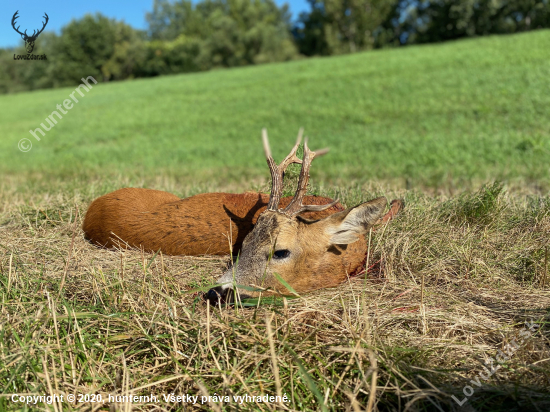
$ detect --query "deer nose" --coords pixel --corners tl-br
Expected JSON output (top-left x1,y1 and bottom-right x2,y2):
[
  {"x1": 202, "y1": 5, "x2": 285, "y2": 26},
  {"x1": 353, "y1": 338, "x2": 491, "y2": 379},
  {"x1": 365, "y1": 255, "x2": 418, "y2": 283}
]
[{"x1": 204, "y1": 286, "x2": 229, "y2": 306}]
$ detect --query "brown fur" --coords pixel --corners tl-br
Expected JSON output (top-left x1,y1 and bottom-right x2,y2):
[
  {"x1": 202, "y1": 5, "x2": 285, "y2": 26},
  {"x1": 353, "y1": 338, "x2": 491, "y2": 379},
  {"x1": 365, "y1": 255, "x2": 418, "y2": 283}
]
[
  {"x1": 217, "y1": 197, "x2": 394, "y2": 295},
  {"x1": 82, "y1": 188, "x2": 345, "y2": 256}
]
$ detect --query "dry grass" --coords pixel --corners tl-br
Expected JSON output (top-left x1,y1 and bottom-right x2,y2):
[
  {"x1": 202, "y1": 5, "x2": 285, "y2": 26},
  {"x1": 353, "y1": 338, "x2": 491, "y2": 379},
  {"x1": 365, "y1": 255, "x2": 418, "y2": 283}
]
[{"x1": 0, "y1": 180, "x2": 549, "y2": 411}]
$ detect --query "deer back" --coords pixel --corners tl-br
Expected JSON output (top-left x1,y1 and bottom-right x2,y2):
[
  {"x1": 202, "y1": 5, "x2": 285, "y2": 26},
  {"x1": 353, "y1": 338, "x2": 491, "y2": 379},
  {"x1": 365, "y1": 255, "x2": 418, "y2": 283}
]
[{"x1": 82, "y1": 188, "x2": 344, "y2": 256}]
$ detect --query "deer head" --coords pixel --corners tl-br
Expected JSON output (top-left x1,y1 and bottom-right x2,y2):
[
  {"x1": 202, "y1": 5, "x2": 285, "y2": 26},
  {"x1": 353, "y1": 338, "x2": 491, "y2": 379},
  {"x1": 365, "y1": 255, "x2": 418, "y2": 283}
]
[
  {"x1": 12, "y1": 11, "x2": 49, "y2": 54},
  {"x1": 205, "y1": 130, "x2": 388, "y2": 304}
]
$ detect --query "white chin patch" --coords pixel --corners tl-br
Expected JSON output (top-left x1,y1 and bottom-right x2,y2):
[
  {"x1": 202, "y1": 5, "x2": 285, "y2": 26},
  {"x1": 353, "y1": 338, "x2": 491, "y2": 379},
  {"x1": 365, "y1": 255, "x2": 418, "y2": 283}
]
[{"x1": 217, "y1": 271, "x2": 236, "y2": 289}]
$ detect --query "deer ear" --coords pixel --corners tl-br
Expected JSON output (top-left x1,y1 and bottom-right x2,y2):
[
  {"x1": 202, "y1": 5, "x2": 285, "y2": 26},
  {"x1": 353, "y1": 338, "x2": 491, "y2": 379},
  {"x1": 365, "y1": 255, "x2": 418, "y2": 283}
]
[{"x1": 325, "y1": 197, "x2": 387, "y2": 245}]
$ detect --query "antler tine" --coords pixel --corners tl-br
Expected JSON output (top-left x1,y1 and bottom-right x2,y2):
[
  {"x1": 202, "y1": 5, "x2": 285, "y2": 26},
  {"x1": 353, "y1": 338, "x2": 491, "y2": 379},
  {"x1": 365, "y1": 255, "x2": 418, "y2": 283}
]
[
  {"x1": 263, "y1": 129, "x2": 303, "y2": 211},
  {"x1": 11, "y1": 11, "x2": 25, "y2": 37},
  {"x1": 281, "y1": 137, "x2": 336, "y2": 216},
  {"x1": 262, "y1": 128, "x2": 272, "y2": 159},
  {"x1": 314, "y1": 147, "x2": 329, "y2": 157},
  {"x1": 262, "y1": 129, "x2": 278, "y2": 211},
  {"x1": 296, "y1": 127, "x2": 304, "y2": 145},
  {"x1": 35, "y1": 12, "x2": 49, "y2": 37}
]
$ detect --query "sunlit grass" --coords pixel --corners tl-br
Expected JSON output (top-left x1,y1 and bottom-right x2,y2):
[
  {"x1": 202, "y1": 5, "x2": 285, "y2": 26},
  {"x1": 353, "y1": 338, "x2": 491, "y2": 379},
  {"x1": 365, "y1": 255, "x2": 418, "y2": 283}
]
[
  {"x1": 1, "y1": 31, "x2": 550, "y2": 189},
  {"x1": 0, "y1": 179, "x2": 549, "y2": 411}
]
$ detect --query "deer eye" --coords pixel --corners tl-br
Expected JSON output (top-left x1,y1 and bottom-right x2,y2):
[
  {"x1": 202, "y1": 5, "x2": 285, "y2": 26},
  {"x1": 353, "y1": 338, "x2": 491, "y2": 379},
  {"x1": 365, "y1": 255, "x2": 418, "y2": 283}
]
[{"x1": 273, "y1": 249, "x2": 290, "y2": 259}]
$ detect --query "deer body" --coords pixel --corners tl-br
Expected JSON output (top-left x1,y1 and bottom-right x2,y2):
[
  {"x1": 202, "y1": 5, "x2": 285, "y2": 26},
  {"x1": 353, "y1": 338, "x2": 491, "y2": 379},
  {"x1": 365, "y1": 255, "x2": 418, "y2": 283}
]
[
  {"x1": 83, "y1": 188, "x2": 344, "y2": 256},
  {"x1": 83, "y1": 129, "x2": 403, "y2": 301}
]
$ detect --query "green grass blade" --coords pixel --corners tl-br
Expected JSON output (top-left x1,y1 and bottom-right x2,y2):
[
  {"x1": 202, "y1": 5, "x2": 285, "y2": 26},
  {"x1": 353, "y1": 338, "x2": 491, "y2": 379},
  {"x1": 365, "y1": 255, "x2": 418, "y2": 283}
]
[
  {"x1": 273, "y1": 272, "x2": 300, "y2": 297},
  {"x1": 287, "y1": 346, "x2": 328, "y2": 412}
]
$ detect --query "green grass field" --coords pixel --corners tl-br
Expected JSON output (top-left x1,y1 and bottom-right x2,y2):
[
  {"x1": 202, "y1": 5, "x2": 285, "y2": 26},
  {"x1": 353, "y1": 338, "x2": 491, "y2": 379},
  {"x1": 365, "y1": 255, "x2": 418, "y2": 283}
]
[
  {"x1": 1, "y1": 31, "x2": 550, "y2": 411},
  {"x1": 1, "y1": 31, "x2": 550, "y2": 190}
]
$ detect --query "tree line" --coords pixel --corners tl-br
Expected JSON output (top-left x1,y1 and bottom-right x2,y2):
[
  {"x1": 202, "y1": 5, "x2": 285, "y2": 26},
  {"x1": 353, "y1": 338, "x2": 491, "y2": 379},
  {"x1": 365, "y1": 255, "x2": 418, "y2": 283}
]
[{"x1": 2, "y1": 0, "x2": 549, "y2": 93}]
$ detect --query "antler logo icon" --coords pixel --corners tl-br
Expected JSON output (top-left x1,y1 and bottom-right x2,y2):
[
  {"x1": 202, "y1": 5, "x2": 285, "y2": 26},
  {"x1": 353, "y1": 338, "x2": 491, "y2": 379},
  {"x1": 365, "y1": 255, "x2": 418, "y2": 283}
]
[{"x1": 11, "y1": 11, "x2": 49, "y2": 54}]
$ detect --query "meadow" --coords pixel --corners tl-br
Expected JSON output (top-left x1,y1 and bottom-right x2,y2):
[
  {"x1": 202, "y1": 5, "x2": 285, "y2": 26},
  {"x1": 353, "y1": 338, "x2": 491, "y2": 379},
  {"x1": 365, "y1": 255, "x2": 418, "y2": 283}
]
[
  {"x1": 1, "y1": 30, "x2": 550, "y2": 190},
  {"x1": 0, "y1": 31, "x2": 549, "y2": 411}
]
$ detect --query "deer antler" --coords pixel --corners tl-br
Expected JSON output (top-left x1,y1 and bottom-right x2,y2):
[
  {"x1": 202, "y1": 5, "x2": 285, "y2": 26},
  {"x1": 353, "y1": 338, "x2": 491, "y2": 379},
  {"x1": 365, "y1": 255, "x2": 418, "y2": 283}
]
[
  {"x1": 263, "y1": 128, "x2": 303, "y2": 211},
  {"x1": 281, "y1": 137, "x2": 339, "y2": 217},
  {"x1": 11, "y1": 11, "x2": 49, "y2": 40},
  {"x1": 11, "y1": 11, "x2": 25, "y2": 37},
  {"x1": 33, "y1": 13, "x2": 49, "y2": 38}
]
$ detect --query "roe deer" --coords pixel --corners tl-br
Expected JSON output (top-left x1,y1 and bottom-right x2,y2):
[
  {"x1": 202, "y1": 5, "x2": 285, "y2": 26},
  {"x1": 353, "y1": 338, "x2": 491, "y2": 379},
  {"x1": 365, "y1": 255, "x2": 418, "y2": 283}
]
[
  {"x1": 83, "y1": 188, "x2": 343, "y2": 255},
  {"x1": 205, "y1": 130, "x2": 403, "y2": 304},
  {"x1": 82, "y1": 129, "x2": 345, "y2": 256}
]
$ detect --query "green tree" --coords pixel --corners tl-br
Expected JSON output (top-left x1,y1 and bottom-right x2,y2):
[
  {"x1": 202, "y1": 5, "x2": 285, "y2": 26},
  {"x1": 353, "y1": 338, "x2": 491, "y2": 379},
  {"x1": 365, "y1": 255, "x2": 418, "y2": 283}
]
[
  {"x1": 144, "y1": 0, "x2": 298, "y2": 69},
  {"x1": 295, "y1": 0, "x2": 396, "y2": 55},
  {"x1": 383, "y1": 0, "x2": 550, "y2": 45},
  {"x1": 137, "y1": 35, "x2": 207, "y2": 76},
  {"x1": 49, "y1": 13, "x2": 145, "y2": 85},
  {"x1": 146, "y1": 0, "x2": 202, "y2": 41}
]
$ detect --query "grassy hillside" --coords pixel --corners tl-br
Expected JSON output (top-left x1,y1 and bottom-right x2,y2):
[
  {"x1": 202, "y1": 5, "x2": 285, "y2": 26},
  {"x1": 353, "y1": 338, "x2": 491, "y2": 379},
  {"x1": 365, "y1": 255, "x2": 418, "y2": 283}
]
[{"x1": 1, "y1": 31, "x2": 550, "y2": 190}]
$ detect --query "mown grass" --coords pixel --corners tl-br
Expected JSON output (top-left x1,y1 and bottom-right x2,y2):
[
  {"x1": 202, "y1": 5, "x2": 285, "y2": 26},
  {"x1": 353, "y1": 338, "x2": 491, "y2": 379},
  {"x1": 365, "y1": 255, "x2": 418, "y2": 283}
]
[
  {"x1": 1, "y1": 31, "x2": 550, "y2": 189},
  {"x1": 0, "y1": 178, "x2": 549, "y2": 411}
]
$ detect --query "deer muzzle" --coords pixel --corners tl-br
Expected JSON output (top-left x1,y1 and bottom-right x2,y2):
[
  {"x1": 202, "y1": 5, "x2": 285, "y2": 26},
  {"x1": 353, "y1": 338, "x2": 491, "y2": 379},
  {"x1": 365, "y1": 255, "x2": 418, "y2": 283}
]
[{"x1": 203, "y1": 286, "x2": 252, "y2": 306}]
